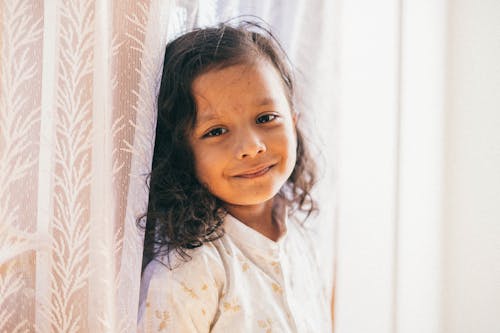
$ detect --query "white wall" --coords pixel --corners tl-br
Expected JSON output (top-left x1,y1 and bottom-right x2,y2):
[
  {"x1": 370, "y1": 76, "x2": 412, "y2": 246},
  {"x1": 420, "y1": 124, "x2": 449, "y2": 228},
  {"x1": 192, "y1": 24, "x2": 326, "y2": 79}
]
[
  {"x1": 334, "y1": 0, "x2": 500, "y2": 332},
  {"x1": 397, "y1": 1, "x2": 446, "y2": 332},
  {"x1": 443, "y1": 1, "x2": 500, "y2": 332},
  {"x1": 334, "y1": 0, "x2": 399, "y2": 331}
]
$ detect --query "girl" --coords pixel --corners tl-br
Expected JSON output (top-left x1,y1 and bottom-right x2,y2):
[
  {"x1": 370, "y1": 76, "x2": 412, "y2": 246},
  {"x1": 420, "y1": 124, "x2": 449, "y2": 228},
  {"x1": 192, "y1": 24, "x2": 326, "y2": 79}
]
[{"x1": 138, "y1": 20, "x2": 332, "y2": 332}]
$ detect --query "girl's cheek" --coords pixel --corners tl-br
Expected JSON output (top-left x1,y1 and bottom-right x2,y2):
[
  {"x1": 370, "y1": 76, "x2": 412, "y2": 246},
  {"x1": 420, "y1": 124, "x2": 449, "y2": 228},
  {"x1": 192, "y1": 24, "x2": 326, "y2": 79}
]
[
  {"x1": 199, "y1": 145, "x2": 224, "y2": 167},
  {"x1": 270, "y1": 125, "x2": 295, "y2": 143}
]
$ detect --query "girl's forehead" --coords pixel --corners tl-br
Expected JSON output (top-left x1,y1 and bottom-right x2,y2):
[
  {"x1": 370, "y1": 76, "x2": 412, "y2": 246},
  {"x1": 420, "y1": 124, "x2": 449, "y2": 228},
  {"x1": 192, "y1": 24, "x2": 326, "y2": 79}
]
[
  {"x1": 192, "y1": 60, "x2": 286, "y2": 100},
  {"x1": 192, "y1": 64, "x2": 288, "y2": 120}
]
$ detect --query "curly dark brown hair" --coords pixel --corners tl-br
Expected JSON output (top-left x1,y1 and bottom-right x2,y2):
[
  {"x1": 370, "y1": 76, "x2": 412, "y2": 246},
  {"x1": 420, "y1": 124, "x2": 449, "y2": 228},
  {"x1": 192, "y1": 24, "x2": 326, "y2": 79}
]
[{"x1": 139, "y1": 20, "x2": 318, "y2": 271}]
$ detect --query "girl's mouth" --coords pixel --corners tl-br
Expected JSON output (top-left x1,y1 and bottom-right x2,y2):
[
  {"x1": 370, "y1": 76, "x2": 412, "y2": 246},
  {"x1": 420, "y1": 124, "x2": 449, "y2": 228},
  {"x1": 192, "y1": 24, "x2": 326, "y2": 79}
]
[{"x1": 235, "y1": 164, "x2": 275, "y2": 178}]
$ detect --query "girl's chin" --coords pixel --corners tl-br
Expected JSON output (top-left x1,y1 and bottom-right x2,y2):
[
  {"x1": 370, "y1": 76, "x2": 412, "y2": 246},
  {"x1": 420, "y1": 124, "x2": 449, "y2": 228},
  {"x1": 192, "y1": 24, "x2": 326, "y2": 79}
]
[{"x1": 221, "y1": 191, "x2": 279, "y2": 208}]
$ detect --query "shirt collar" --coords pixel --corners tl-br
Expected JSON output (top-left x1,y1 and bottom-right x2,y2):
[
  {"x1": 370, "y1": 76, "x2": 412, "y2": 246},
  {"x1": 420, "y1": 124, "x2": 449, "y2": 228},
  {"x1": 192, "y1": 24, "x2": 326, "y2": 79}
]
[{"x1": 222, "y1": 203, "x2": 289, "y2": 260}]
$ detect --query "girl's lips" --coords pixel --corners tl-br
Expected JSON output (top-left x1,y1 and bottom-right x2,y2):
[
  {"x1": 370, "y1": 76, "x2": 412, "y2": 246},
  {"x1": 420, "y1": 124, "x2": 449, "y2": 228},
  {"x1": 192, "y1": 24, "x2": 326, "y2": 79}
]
[{"x1": 234, "y1": 164, "x2": 275, "y2": 178}]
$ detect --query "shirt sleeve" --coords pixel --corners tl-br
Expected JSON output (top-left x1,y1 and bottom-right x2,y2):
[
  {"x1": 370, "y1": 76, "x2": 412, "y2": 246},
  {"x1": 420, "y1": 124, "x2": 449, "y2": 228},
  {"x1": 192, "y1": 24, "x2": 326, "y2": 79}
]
[{"x1": 138, "y1": 247, "x2": 225, "y2": 333}]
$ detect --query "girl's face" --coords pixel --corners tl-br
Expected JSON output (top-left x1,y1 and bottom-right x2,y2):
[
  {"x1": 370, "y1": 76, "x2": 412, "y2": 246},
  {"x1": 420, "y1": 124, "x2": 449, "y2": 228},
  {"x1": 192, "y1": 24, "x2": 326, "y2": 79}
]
[{"x1": 189, "y1": 59, "x2": 297, "y2": 207}]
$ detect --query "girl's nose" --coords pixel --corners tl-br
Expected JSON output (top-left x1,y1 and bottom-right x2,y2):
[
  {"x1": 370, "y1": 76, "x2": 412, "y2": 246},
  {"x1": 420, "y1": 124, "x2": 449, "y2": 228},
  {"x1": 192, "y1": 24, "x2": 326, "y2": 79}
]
[{"x1": 235, "y1": 131, "x2": 267, "y2": 159}]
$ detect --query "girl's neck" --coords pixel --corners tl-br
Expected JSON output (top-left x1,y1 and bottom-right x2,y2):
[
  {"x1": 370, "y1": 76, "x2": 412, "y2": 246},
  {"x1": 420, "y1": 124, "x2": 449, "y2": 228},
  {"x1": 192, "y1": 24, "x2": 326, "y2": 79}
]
[{"x1": 224, "y1": 198, "x2": 286, "y2": 242}]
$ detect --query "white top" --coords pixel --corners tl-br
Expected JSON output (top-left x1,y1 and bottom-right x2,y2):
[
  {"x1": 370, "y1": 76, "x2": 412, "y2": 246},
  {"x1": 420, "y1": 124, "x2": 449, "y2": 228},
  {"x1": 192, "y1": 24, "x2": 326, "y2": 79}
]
[{"x1": 138, "y1": 210, "x2": 332, "y2": 333}]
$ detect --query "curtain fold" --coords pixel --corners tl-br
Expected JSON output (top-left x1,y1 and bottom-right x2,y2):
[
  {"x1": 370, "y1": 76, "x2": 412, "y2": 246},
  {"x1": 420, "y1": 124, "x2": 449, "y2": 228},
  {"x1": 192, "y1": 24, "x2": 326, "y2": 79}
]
[
  {"x1": 1, "y1": 0, "x2": 171, "y2": 331},
  {"x1": 0, "y1": 1, "x2": 336, "y2": 331}
]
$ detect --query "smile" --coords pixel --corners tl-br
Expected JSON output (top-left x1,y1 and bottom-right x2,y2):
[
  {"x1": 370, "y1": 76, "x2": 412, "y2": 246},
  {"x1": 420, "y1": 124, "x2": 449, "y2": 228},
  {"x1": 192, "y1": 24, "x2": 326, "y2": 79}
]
[{"x1": 234, "y1": 164, "x2": 275, "y2": 179}]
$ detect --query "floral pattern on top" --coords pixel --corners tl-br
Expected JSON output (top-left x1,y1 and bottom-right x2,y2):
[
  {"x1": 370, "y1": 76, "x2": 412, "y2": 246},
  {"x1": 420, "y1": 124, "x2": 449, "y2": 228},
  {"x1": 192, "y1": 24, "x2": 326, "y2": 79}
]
[{"x1": 138, "y1": 210, "x2": 332, "y2": 333}]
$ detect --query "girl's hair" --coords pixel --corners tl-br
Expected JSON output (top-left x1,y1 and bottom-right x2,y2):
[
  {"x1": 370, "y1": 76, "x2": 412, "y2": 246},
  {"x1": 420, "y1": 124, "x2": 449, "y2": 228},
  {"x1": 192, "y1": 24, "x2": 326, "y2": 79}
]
[{"x1": 140, "y1": 20, "x2": 318, "y2": 270}]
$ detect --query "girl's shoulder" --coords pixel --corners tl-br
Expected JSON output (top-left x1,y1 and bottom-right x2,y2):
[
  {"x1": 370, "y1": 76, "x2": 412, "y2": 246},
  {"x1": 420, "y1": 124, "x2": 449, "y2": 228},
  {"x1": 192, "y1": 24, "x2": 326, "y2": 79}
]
[
  {"x1": 138, "y1": 241, "x2": 229, "y2": 328},
  {"x1": 139, "y1": 240, "x2": 228, "y2": 313},
  {"x1": 287, "y1": 212, "x2": 317, "y2": 241},
  {"x1": 147, "y1": 240, "x2": 227, "y2": 279}
]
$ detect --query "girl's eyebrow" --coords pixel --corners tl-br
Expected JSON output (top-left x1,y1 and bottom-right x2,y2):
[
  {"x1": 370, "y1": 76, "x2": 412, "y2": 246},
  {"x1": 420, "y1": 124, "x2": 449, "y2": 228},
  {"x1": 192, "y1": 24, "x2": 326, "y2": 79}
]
[
  {"x1": 196, "y1": 110, "x2": 223, "y2": 125},
  {"x1": 196, "y1": 97, "x2": 278, "y2": 125},
  {"x1": 193, "y1": 92, "x2": 223, "y2": 124},
  {"x1": 255, "y1": 97, "x2": 277, "y2": 106}
]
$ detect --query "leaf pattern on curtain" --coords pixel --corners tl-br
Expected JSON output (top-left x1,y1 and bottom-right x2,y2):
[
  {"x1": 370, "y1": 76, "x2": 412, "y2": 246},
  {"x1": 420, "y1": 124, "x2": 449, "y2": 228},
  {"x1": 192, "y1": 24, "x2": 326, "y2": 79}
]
[
  {"x1": 47, "y1": 1, "x2": 95, "y2": 332},
  {"x1": 0, "y1": 0, "x2": 169, "y2": 332},
  {"x1": 0, "y1": 0, "x2": 43, "y2": 332}
]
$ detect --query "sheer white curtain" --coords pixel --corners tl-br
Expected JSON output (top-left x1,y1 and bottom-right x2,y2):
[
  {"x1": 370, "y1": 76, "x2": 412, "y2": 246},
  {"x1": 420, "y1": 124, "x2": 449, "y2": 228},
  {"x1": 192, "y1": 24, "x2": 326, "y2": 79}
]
[
  {"x1": 0, "y1": 0, "x2": 337, "y2": 332},
  {"x1": 1, "y1": 0, "x2": 171, "y2": 331}
]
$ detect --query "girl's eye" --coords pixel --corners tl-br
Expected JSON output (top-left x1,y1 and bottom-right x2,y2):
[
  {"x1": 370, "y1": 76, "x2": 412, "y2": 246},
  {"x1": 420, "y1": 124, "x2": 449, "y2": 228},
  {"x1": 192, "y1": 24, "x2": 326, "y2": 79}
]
[
  {"x1": 204, "y1": 127, "x2": 227, "y2": 137},
  {"x1": 256, "y1": 114, "x2": 277, "y2": 124}
]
